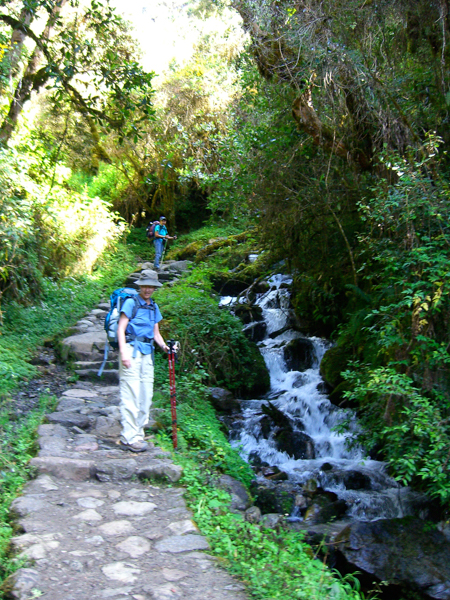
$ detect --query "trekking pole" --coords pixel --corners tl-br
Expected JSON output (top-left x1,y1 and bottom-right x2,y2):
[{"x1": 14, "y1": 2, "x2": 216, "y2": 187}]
[
  {"x1": 161, "y1": 240, "x2": 167, "y2": 266},
  {"x1": 167, "y1": 340, "x2": 180, "y2": 450}
]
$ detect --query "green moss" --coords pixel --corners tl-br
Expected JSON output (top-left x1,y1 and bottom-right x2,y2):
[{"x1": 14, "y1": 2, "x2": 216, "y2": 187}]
[{"x1": 320, "y1": 345, "x2": 352, "y2": 390}]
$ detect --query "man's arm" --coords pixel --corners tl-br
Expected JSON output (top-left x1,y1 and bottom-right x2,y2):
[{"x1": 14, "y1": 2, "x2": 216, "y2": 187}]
[
  {"x1": 155, "y1": 226, "x2": 176, "y2": 241},
  {"x1": 118, "y1": 313, "x2": 131, "y2": 368}
]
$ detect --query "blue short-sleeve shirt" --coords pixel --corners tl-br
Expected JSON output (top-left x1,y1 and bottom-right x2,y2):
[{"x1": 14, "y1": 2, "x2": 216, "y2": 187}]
[
  {"x1": 154, "y1": 224, "x2": 168, "y2": 237},
  {"x1": 121, "y1": 295, "x2": 163, "y2": 355}
]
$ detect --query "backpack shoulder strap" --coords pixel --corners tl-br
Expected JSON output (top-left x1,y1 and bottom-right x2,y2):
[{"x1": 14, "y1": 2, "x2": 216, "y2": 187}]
[{"x1": 130, "y1": 295, "x2": 141, "y2": 321}]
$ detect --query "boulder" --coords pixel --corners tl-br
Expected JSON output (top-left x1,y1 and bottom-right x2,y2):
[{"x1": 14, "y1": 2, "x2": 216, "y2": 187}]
[
  {"x1": 283, "y1": 337, "x2": 316, "y2": 372},
  {"x1": 260, "y1": 402, "x2": 315, "y2": 460},
  {"x1": 215, "y1": 474, "x2": 251, "y2": 511},
  {"x1": 137, "y1": 461, "x2": 183, "y2": 483},
  {"x1": 260, "y1": 513, "x2": 285, "y2": 529},
  {"x1": 208, "y1": 387, "x2": 239, "y2": 412},
  {"x1": 319, "y1": 345, "x2": 354, "y2": 406},
  {"x1": 250, "y1": 480, "x2": 297, "y2": 515},
  {"x1": 245, "y1": 506, "x2": 261, "y2": 524},
  {"x1": 242, "y1": 321, "x2": 267, "y2": 343},
  {"x1": 166, "y1": 260, "x2": 190, "y2": 274},
  {"x1": 233, "y1": 303, "x2": 263, "y2": 325},
  {"x1": 304, "y1": 498, "x2": 348, "y2": 524},
  {"x1": 335, "y1": 518, "x2": 450, "y2": 599}
]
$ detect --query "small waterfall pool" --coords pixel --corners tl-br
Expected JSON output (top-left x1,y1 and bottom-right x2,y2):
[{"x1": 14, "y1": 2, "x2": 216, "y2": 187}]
[{"x1": 226, "y1": 275, "x2": 421, "y2": 522}]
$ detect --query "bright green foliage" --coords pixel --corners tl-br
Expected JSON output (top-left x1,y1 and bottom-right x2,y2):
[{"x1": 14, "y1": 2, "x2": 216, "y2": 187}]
[
  {"x1": 0, "y1": 243, "x2": 135, "y2": 396},
  {"x1": 67, "y1": 163, "x2": 129, "y2": 207},
  {"x1": 0, "y1": 395, "x2": 57, "y2": 584},
  {"x1": 157, "y1": 281, "x2": 269, "y2": 396},
  {"x1": 0, "y1": 146, "x2": 126, "y2": 306},
  {"x1": 343, "y1": 366, "x2": 450, "y2": 501},
  {"x1": 153, "y1": 361, "x2": 254, "y2": 485}
]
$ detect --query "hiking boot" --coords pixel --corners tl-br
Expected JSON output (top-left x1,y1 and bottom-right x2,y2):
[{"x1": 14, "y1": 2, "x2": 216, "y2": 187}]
[{"x1": 120, "y1": 440, "x2": 148, "y2": 453}]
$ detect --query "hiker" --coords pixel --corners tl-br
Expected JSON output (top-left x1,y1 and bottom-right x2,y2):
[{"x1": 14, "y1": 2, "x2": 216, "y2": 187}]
[
  {"x1": 117, "y1": 269, "x2": 169, "y2": 452},
  {"x1": 153, "y1": 216, "x2": 176, "y2": 270}
]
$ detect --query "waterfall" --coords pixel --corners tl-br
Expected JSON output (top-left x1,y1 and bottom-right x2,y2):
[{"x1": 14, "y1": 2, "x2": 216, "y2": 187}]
[{"x1": 229, "y1": 275, "x2": 421, "y2": 522}]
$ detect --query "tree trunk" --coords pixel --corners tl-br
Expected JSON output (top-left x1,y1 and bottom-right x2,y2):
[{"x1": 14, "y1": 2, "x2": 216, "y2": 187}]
[
  {"x1": 0, "y1": 0, "x2": 68, "y2": 144},
  {"x1": 3, "y1": 6, "x2": 34, "y2": 92}
]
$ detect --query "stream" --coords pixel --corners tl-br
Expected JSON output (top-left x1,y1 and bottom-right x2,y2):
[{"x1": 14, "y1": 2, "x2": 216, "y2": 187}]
[{"x1": 224, "y1": 274, "x2": 426, "y2": 523}]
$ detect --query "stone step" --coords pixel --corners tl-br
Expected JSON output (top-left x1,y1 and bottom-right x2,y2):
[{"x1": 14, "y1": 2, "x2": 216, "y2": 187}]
[
  {"x1": 76, "y1": 368, "x2": 119, "y2": 383},
  {"x1": 74, "y1": 360, "x2": 118, "y2": 370}
]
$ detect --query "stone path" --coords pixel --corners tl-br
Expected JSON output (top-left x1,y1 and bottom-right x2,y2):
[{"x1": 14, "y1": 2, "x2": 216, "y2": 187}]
[
  {"x1": 5, "y1": 381, "x2": 248, "y2": 600},
  {"x1": 4, "y1": 258, "x2": 249, "y2": 600}
]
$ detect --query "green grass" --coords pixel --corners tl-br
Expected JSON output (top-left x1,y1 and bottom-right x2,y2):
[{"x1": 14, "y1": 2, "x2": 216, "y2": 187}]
[
  {"x1": 0, "y1": 395, "x2": 58, "y2": 590},
  {"x1": 0, "y1": 242, "x2": 136, "y2": 397}
]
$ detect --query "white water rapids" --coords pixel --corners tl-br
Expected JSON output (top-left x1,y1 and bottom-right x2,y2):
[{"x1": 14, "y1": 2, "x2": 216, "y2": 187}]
[{"x1": 227, "y1": 275, "x2": 425, "y2": 522}]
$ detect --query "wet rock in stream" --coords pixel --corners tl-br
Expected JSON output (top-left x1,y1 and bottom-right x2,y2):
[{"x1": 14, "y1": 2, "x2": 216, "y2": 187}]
[
  {"x1": 259, "y1": 402, "x2": 315, "y2": 460},
  {"x1": 335, "y1": 518, "x2": 450, "y2": 600}
]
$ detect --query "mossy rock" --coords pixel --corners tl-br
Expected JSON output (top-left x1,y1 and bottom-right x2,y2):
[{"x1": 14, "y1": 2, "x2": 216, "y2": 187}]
[
  {"x1": 250, "y1": 481, "x2": 297, "y2": 514},
  {"x1": 233, "y1": 303, "x2": 263, "y2": 325},
  {"x1": 195, "y1": 231, "x2": 250, "y2": 263},
  {"x1": 243, "y1": 346, "x2": 270, "y2": 397},
  {"x1": 173, "y1": 240, "x2": 203, "y2": 260},
  {"x1": 320, "y1": 345, "x2": 352, "y2": 389},
  {"x1": 329, "y1": 380, "x2": 354, "y2": 407}
]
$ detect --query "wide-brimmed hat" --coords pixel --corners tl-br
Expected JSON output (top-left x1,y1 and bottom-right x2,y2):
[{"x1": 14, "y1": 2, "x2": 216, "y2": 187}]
[{"x1": 136, "y1": 269, "x2": 163, "y2": 287}]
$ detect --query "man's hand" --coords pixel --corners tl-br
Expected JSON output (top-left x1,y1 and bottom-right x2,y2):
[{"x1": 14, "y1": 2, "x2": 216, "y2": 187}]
[{"x1": 121, "y1": 354, "x2": 131, "y2": 369}]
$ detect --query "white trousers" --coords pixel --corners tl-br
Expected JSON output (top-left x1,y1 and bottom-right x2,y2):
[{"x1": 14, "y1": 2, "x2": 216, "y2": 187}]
[{"x1": 119, "y1": 343, "x2": 154, "y2": 444}]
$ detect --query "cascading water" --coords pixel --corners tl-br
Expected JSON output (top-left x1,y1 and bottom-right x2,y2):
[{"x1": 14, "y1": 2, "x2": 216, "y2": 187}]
[{"x1": 228, "y1": 275, "x2": 424, "y2": 522}]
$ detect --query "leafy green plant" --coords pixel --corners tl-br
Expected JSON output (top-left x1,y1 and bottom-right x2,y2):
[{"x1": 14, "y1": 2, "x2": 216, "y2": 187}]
[
  {"x1": 338, "y1": 142, "x2": 450, "y2": 501},
  {"x1": 156, "y1": 281, "x2": 269, "y2": 397}
]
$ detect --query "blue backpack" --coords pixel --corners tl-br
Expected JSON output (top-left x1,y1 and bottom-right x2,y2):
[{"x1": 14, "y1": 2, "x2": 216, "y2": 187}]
[{"x1": 97, "y1": 287, "x2": 155, "y2": 376}]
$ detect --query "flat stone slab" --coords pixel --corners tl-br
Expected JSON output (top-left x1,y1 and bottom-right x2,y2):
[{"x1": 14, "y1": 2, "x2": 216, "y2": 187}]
[
  {"x1": 101, "y1": 561, "x2": 141, "y2": 583},
  {"x1": 112, "y1": 500, "x2": 157, "y2": 516},
  {"x1": 60, "y1": 331, "x2": 107, "y2": 360},
  {"x1": 115, "y1": 535, "x2": 151, "y2": 557},
  {"x1": 62, "y1": 388, "x2": 100, "y2": 398},
  {"x1": 56, "y1": 398, "x2": 85, "y2": 412},
  {"x1": 38, "y1": 424, "x2": 69, "y2": 437},
  {"x1": 167, "y1": 519, "x2": 198, "y2": 535},
  {"x1": 10, "y1": 496, "x2": 49, "y2": 518},
  {"x1": 46, "y1": 411, "x2": 91, "y2": 429},
  {"x1": 98, "y1": 520, "x2": 135, "y2": 536},
  {"x1": 39, "y1": 436, "x2": 67, "y2": 455},
  {"x1": 155, "y1": 534, "x2": 210, "y2": 553},
  {"x1": 95, "y1": 459, "x2": 137, "y2": 482},
  {"x1": 30, "y1": 456, "x2": 95, "y2": 481}
]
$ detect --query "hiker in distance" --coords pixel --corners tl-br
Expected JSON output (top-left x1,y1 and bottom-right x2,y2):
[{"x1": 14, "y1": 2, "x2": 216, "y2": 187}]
[
  {"x1": 153, "y1": 216, "x2": 176, "y2": 270},
  {"x1": 117, "y1": 269, "x2": 169, "y2": 452}
]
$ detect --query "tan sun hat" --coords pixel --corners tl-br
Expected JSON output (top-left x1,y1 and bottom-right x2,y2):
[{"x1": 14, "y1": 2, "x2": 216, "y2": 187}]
[{"x1": 136, "y1": 269, "x2": 163, "y2": 287}]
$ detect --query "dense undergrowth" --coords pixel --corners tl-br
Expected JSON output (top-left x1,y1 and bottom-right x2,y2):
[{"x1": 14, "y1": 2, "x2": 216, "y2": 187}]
[{"x1": 0, "y1": 244, "x2": 136, "y2": 397}]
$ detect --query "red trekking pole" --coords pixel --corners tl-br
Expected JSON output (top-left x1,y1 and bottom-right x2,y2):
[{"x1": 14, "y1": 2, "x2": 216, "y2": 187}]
[{"x1": 167, "y1": 340, "x2": 179, "y2": 450}]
